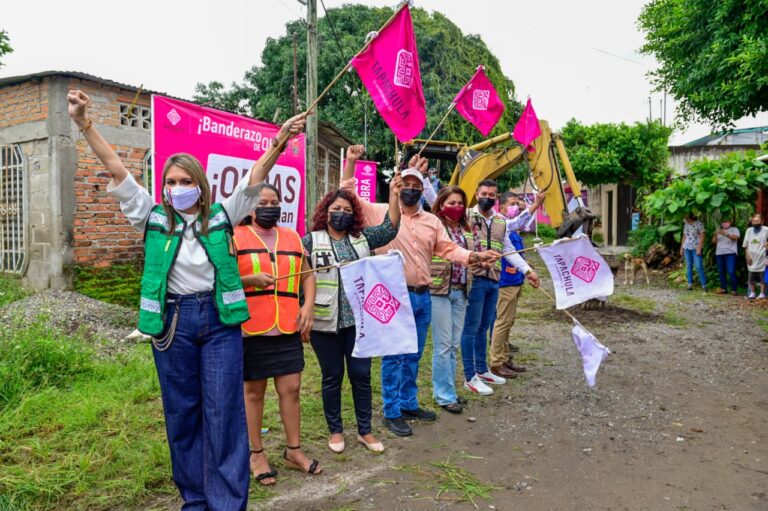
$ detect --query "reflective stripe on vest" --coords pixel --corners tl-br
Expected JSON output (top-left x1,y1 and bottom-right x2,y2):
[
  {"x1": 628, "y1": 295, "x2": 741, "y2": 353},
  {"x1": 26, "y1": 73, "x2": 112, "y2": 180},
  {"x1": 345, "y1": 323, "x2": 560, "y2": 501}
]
[
  {"x1": 235, "y1": 225, "x2": 303, "y2": 336},
  {"x1": 310, "y1": 230, "x2": 370, "y2": 332},
  {"x1": 138, "y1": 203, "x2": 250, "y2": 336}
]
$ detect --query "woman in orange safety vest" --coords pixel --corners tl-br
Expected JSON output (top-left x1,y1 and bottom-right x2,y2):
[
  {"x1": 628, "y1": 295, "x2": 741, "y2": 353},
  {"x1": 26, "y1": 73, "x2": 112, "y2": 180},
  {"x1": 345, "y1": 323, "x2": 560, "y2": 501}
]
[{"x1": 234, "y1": 182, "x2": 319, "y2": 486}]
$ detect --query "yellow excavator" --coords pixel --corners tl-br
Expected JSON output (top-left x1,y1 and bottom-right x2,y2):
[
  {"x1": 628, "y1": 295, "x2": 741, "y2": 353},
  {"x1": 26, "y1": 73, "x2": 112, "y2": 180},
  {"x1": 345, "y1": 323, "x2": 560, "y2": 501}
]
[{"x1": 401, "y1": 120, "x2": 595, "y2": 238}]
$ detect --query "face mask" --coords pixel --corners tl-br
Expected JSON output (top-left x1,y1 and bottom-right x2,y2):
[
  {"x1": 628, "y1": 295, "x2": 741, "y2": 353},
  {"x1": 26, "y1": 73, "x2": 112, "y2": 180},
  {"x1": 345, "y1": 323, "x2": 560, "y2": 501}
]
[
  {"x1": 329, "y1": 211, "x2": 354, "y2": 232},
  {"x1": 442, "y1": 205, "x2": 465, "y2": 222},
  {"x1": 254, "y1": 207, "x2": 281, "y2": 228},
  {"x1": 164, "y1": 185, "x2": 201, "y2": 211},
  {"x1": 477, "y1": 197, "x2": 495, "y2": 213},
  {"x1": 753, "y1": 225, "x2": 762, "y2": 233},
  {"x1": 400, "y1": 188, "x2": 423, "y2": 207},
  {"x1": 506, "y1": 205, "x2": 520, "y2": 218}
]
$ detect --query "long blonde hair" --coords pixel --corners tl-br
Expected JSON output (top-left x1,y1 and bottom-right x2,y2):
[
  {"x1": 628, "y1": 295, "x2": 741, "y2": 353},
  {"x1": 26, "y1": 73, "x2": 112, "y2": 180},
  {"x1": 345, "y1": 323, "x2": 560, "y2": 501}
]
[{"x1": 161, "y1": 153, "x2": 212, "y2": 235}]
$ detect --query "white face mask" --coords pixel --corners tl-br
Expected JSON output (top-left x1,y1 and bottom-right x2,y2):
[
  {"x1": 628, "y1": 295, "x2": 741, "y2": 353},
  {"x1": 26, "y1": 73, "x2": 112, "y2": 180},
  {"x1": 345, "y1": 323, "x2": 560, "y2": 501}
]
[{"x1": 164, "y1": 185, "x2": 201, "y2": 211}]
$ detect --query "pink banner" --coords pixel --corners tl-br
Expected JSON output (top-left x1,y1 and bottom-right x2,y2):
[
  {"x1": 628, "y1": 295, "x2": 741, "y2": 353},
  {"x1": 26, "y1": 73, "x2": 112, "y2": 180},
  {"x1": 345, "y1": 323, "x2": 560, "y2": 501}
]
[
  {"x1": 343, "y1": 160, "x2": 378, "y2": 202},
  {"x1": 152, "y1": 95, "x2": 305, "y2": 234}
]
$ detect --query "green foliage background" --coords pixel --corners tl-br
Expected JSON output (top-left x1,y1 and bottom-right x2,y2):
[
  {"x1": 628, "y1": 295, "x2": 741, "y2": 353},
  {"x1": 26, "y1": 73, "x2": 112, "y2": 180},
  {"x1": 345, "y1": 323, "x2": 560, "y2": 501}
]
[
  {"x1": 638, "y1": 0, "x2": 768, "y2": 128},
  {"x1": 194, "y1": 5, "x2": 523, "y2": 169},
  {"x1": 0, "y1": 30, "x2": 12, "y2": 68}
]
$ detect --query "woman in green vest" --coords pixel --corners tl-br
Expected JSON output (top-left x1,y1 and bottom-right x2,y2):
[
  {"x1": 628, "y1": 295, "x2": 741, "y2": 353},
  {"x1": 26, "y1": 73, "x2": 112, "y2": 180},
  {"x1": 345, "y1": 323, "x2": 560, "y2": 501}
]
[
  {"x1": 301, "y1": 161, "x2": 402, "y2": 455},
  {"x1": 67, "y1": 89, "x2": 305, "y2": 510}
]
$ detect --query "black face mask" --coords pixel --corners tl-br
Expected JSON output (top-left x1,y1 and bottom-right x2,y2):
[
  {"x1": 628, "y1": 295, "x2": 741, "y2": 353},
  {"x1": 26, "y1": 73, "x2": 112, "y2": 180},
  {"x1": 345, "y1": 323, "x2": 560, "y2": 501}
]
[
  {"x1": 753, "y1": 224, "x2": 762, "y2": 233},
  {"x1": 400, "y1": 188, "x2": 423, "y2": 207},
  {"x1": 254, "y1": 207, "x2": 281, "y2": 228},
  {"x1": 329, "y1": 211, "x2": 354, "y2": 232},
  {"x1": 478, "y1": 197, "x2": 496, "y2": 212}
]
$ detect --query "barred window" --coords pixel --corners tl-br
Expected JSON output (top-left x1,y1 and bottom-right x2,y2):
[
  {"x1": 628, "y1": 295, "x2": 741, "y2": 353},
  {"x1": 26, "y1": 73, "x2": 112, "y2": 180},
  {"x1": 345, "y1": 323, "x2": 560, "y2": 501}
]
[{"x1": 119, "y1": 103, "x2": 151, "y2": 129}]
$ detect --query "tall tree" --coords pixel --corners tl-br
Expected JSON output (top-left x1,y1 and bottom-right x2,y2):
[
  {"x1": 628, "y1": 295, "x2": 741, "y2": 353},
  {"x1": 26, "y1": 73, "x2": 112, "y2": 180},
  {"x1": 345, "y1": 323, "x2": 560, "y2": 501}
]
[
  {"x1": 560, "y1": 120, "x2": 673, "y2": 188},
  {"x1": 195, "y1": 5, "x2": 522, "y2": 168},
  {"x1": 638, "y1": 0, "x2": 768, "y2": 128},
  {"x1": 0, "y1": 30, "x2": 12, "y2": 68}
]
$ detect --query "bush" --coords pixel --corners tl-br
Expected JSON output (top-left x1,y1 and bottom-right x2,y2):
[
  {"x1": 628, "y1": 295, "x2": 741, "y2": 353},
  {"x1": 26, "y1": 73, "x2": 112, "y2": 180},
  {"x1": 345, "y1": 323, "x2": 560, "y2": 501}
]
[
  {"x1": 536, "y1": 224, "x2": 557, "y2": 242},
  {"x1": 627, "y1": 224, "x2": 660, "y2": 257},
  {"x1": 74, "y1": 263, "x2": 143, "y2": 308},
  {"x1": 0, "y1": 276, "x2": 32, "y2": 307}
]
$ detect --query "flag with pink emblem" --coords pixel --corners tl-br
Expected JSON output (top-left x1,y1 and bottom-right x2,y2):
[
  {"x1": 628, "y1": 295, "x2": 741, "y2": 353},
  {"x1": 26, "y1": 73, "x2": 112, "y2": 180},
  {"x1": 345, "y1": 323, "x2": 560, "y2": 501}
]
[
  {"x1": 537, "y1": 236, "x2": 614, "y2": 309},
  {"x1": 572, "y1": 320, "x2": 610, "y2": 387},
  {"x1": 340, "y1": 251, "x2": 417, "y2": 358},
  {"x1": 453, "y1": 66, "x2": 505, "y2": 136},
  {"x1": 513, "y1": 98, "x2": 542, "y2": 152},
  {"x1": 350, "y1": 5, "x2": 426, "y2": 142}
]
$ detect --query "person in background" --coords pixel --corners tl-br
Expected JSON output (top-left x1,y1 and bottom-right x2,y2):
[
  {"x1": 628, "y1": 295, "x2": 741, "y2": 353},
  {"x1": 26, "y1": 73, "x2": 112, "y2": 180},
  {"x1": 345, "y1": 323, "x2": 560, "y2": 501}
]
[
  {"x1": 429, "y1": 186, "x2": 471, "y2": 414},
  {"x1": 743, "y1": 213, "x2": 768, "y2": 299},
  {"x1": 302, "y1": 151, "x2": 402, "y2": 454},
  {"x1": 67, "y1": 88, "x2": 306, "y2": 509},
  {"x1": 497, "y1": 191, "x2": 523, "y2": 356},
  {"x1": 712, "y1": 217, "x2": 740, "y2": 296},
  {"x1": 235, "y1": 183, "x2": 319, "y2": 485},
  {"x1": 428, "y1": 167, "x2": 442, "y2": 193},
  {"x1": 681, "y1": 214, "x2": 706, "y2": 290},
  {"x1": 340, "y1": 148, "x2": 499, "y2": 437},
  {"x1": 461, "y1": 180, "x2": 542, "y2": 396}
]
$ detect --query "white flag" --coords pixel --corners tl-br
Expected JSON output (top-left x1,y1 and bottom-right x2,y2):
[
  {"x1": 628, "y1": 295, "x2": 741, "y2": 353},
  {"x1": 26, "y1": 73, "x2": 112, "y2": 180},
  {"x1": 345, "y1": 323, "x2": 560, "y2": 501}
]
[
  {"x1": 537, "y1": 235, "x2": 614, "y2": 309},
  {"x1": 339, "y1": 251, "x2": 417, "y2": 358},
  {"x1": 571, "y1": 320, "x2": 610, "y2": 387}
]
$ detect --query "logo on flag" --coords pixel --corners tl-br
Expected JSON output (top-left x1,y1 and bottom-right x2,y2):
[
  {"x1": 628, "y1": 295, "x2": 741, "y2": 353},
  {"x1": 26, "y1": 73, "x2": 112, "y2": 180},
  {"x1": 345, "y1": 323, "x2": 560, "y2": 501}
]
[
  {"x1": 364, "y1": 283, "x2": 401, "y2": 323},
  {"x1": 166, "y1": 108, "x2": 181, "y2": 126},
  {"x1": 538, "y1": 236, "x2": 614, "y2": 309},
  {"x1": 571, "y1": 256, "x2": 600, "y2": 283},
  {"x1": 472, "y1": 89, "x2": 490, "y2": 110},
  {"x1": 453, "y1": 66, "x2": 505, "y2": 136},
  {"x1": 394, "y1": 50, "x2": 414, "y2": 88}
]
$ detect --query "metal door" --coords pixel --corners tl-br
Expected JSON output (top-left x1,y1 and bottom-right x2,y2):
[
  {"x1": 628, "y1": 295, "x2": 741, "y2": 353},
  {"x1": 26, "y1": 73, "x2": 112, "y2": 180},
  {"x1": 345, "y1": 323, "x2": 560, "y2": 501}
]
[{"x1": 0, "y1": 145, "x2": 27, "y2": 273}]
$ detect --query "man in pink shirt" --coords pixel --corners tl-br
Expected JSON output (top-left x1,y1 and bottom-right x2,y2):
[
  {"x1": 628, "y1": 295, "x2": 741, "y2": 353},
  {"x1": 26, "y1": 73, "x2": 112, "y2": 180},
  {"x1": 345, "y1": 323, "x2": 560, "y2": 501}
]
[{"x1": 341, "y1": 146, "x2": 498, "y2": 437}]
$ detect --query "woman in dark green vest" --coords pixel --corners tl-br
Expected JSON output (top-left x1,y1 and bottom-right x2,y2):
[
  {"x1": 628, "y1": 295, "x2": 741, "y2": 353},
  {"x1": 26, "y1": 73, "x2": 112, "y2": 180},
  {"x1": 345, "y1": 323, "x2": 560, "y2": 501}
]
[{"x1": 67, "y1": 89, "x2": 305, "y2": 511}]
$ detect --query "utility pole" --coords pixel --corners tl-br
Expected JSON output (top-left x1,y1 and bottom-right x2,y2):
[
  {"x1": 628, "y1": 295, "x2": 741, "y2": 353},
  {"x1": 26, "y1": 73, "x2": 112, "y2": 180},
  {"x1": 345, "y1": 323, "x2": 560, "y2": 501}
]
[
  {"x1": 648, "y1": 96, "x2": 652, "y2": 123},
  {"x1": 305, "y1": 0, "x2": 318, "y2": 231},
  {"x1": 292, "y1": 33, "x2": 299, "y2": 116}
]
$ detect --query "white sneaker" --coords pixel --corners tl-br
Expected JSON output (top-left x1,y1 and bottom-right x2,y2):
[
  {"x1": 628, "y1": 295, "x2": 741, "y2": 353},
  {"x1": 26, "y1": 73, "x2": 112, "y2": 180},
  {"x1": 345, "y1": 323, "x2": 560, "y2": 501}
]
[
  {"x1": 759, "y1": 293, "x2": 766, "y2": 300},
  {"x1": 464, "y1": 376, "x2": 493, "y2": 396},
  {"x1": 748, "y1": 291, "x2": 756, "y2": 299},
  {"x1": 477, "y1": 371, "x2": 506, "y2": 385}
]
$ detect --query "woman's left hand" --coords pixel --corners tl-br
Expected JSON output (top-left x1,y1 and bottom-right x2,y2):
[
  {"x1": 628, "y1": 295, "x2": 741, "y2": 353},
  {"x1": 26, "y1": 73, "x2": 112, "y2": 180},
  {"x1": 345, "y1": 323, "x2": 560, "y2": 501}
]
[
  {"x1": 696, "y1": 248, "x2": 702, "y2": 256},
  {"x1": 297, "y1": 304, "x2": 314, "y2": 343}
]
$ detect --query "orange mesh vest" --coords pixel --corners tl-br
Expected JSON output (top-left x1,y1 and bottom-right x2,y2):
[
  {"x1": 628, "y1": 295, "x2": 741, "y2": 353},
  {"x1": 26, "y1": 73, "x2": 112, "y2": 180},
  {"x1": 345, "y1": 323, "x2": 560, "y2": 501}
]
[{"x1": 234, "y1": 225, "x2": 303, "y2": 336}]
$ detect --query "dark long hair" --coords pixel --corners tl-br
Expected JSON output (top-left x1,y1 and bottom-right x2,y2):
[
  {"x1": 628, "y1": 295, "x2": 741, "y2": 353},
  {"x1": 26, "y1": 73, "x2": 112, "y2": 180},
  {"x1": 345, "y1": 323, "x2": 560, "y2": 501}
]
[
  {"x1": 434, "y1": 186, "x2": 470, "y2": 231},
  {"x1": 311, "y1": 188, "x2": 365, "y2": 237}
]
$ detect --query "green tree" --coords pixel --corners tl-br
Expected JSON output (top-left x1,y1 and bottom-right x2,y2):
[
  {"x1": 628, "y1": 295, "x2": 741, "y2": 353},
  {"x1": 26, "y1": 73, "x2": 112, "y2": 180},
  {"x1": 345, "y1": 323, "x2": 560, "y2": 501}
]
[
  {"x1": 560, "y1": 119, "x2": 673, "y2": 188},
  {"x1": 195, "y1": 5, "x2": 522, "y2": 168},
  {"x1": 638, "y1": 0, "x2": 768, "y2": 128},
  {"x1": 0, "y1": 30, "x2": 12, "y2": 68}
]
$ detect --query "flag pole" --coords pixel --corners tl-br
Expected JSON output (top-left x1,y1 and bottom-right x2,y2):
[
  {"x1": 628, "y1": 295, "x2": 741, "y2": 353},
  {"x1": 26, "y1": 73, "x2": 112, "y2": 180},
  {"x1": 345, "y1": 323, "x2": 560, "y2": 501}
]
[
  {"x1": 537, "y1": 286, "x2": 579, "y2": 322},
  {"x1": 303, "y1": 1, "x2": 409, "y2": 117},
  {"x1": 273, "y1": 260, "x2": 354, "y2": 281},
  {"x1": 415, "y1": 102, "x2": 455, "y2": 159},
  {"x1": 498, "y1": 235, "x2": 582, "y2": 258}
]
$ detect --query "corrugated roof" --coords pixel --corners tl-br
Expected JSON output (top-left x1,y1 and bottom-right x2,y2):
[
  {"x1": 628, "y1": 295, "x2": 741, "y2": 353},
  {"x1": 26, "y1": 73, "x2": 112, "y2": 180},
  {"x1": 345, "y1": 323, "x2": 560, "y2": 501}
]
[
  {"x1": 0, "y1": 70, "x2": 175, "y2": 98},
  {"x1": 682, "y1": 126, "x2": 768, "y2": 147}
]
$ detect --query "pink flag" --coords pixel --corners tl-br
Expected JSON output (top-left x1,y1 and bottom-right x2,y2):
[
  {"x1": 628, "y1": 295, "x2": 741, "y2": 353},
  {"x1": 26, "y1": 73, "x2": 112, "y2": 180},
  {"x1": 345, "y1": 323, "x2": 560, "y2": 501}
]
[
  {"x1": 350, "y1": 5, "x2": 426, "y2": 142},
  {"x1": 513, "y1": 98, "x2": 542, "y2": 152},
  {"x1": 453, "y1": 66, "x2": 505, "y2": 136}
]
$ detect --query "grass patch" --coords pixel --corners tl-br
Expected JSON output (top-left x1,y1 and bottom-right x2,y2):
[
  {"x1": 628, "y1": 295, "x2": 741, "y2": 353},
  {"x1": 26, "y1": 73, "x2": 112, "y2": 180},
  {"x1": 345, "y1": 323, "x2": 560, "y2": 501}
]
[
  {"x1": 663, "y1": 311, "x2": 688, "y2": 326},
  {"x1": 611, "y1": 294, "x2": 656, "y2": 314},
  {"x1": 74, "y1": 263, "x2": 143, "y2": 308},
  {"x1": 394, "y1": 457, "x2": 500, "y2": 508},
  {"x1": 0, "y1": 276, "x2": 32, "y2": 307}
]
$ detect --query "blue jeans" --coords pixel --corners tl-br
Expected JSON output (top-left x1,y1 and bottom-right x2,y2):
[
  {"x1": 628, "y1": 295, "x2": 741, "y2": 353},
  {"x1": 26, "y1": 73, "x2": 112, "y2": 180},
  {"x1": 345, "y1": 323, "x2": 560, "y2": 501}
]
[
  {"x1": 461, "y1": 277, "x2": 499, "y2": 381},
  {"x1": 381, "y1": 290, "x2": 432, "y2": 419},
  {"x1": 683, "y1": 248, "x2": 707, "y2": 288},
  {"x1": 715, "y1": 253, "x2": 738, "y2": 292},
  {"x1": 153, "y1": 292, "x2": 250, "y2": 511},
  {"x1": 430, "y1": 289, "x2": 467, "y2": 406}
]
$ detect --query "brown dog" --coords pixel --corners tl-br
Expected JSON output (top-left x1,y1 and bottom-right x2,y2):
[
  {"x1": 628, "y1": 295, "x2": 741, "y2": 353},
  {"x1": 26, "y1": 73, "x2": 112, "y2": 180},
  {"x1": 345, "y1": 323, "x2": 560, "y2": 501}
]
[{"x1": 623, "y1": 253, "x2": 650, "y2": 285}]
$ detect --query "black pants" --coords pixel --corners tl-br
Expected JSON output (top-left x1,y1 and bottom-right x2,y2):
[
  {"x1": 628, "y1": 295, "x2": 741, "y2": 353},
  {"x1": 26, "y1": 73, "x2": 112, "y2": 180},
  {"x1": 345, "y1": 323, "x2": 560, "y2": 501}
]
[{"x1": 310, "y1": 326, "x2": 372, "y2": 435}]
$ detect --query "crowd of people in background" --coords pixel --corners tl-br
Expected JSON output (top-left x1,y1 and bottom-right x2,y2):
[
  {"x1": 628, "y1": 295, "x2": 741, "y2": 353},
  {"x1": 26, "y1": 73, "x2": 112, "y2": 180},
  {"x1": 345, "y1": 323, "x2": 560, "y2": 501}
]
[{"x1": 682, "y1": 213, "x2": 768, "y2": 298}]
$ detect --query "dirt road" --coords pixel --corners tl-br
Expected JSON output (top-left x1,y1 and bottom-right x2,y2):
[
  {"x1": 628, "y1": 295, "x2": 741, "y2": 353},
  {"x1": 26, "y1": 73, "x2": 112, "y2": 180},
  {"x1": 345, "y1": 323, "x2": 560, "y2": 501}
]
[{"x1": 253, "y1": 277, "x2": 767, "y2": 511}]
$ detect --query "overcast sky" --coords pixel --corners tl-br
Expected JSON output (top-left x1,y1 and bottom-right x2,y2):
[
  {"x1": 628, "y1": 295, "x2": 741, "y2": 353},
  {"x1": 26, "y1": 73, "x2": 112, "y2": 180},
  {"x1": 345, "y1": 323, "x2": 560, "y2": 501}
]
[{"x1": 3, "y1": 0, "x2": 766, "y2": 145}]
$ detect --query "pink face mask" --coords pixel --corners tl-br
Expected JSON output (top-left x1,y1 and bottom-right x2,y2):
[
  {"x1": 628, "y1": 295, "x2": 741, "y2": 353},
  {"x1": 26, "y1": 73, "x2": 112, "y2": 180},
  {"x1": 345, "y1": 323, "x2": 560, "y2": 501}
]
[{"x1": 506, "y1": 205, "x2": 520, "y2": 218}]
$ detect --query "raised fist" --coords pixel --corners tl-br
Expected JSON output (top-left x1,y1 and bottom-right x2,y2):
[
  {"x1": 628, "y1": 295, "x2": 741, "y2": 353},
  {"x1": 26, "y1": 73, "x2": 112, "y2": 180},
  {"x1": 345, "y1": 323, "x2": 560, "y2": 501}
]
[
  {"x1": 67, "y1": 90, "x2": 90, "y2": 122},
  {"x1": 346, "y1": 144, "x2": 365, "y2": 162}
]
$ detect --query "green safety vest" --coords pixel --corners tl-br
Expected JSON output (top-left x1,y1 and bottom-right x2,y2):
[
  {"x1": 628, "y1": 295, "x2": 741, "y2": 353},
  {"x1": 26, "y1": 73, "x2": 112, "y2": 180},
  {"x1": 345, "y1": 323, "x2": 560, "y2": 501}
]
[
  {"x1": 468, "y1": 211, "x2": 505, "y2": 282},
  {"x1": 138, "y1": 203, "x2": 250, "y2": 336},
  {"x1": 310, "y1": 230, "x2": 370, "y2": 332}
]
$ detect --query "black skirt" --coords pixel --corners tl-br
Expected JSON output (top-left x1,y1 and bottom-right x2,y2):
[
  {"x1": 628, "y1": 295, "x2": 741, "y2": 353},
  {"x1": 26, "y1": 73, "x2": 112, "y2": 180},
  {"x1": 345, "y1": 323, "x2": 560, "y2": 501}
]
[{"x1": 243, "y1": 332, "x2": 305, "y2": 381}]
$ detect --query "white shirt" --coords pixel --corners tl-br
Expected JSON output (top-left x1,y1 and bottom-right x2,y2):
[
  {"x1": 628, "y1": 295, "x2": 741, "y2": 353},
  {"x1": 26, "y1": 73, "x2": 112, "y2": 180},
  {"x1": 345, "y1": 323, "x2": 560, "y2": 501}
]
[
  {"x1": 108, "y1": 172, "x2": 260, "y2": 294},
  {"x1": 743, "y1": 226, "x2": 768, "y2": 272}
]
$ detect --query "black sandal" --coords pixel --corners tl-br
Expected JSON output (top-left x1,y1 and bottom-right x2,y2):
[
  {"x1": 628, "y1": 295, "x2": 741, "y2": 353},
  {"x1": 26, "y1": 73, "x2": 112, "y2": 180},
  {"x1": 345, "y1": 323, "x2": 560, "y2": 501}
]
[
  {"x1": 283, "y1": 445, "x2": 321, "y2": 475},
  {"x1": 250, "y1": 448, "x2": 278, "y2": 485},
  {"x1": 440, "y1": 402, "x2": 464, "y2": 414}
]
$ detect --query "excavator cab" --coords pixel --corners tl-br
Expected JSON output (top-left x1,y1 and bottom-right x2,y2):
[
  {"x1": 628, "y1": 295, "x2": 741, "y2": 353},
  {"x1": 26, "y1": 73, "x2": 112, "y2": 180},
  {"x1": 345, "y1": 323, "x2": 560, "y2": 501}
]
[{"x1": 401, "y1": 120, "x2": 596, "y2": 238}]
